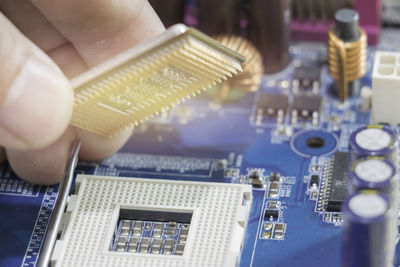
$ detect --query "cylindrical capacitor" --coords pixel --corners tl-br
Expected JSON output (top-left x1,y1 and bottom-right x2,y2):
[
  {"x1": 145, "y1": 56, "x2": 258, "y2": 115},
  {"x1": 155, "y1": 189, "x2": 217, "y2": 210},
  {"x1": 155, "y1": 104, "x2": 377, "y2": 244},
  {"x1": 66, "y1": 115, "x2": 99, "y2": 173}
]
[
  {"x1": 348, "y1": 157, "x2": 397, "y2": 196},
  {"x1": 348, "y1": 157, "x2": 398, "y2": 219},
  {"x1": 349, "y1": 125, "x2": 399, "y2": 167},
  {"x1": 248, "y1": 0, "x2": 290, "y2": 73},
  {"x1": 342, "y1": 191, "x2": 395, "y2": 267},
  {"x1": 197, "y1": 0, "x2": 242, "y2": 36},
  {"x1": 334, "y1": 9, "x2": 360, "y2": 42},
  {"x1": 148, "y1": 0, "x2": 186, "y2": 27}
]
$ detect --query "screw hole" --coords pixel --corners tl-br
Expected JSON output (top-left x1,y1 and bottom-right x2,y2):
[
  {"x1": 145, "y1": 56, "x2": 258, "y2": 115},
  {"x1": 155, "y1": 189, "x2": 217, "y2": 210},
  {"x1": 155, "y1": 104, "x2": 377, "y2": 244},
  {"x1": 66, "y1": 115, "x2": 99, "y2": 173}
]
[{"x1": 306, "y1": 137, "x2": 325, "y2": 148}]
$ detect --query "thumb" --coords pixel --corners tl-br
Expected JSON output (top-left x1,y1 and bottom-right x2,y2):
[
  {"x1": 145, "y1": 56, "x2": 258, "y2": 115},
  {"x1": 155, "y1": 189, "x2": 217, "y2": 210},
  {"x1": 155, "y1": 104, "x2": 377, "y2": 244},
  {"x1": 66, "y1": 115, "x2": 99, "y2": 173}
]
[{"x1": 0, "y1": 13, "x2": 73, "y2": 150}]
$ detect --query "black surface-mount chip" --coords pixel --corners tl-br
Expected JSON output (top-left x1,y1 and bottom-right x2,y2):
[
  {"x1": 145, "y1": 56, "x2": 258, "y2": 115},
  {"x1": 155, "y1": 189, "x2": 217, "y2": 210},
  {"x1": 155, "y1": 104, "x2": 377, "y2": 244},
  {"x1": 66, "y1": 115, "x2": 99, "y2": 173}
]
[
  {"x1": 269, "y1": 172, "x2": 281, "y2": 182},
  {"x1": 309, "y1": 175, "x2": 319, "y2": 189},
  {"x1": 325, "y1": 152, "x2": 348, "y2": 212},
  {"x1": 264, "y1": 209, "x2": 279, "y2": 221},
  {"x1": 291, "y1": 95, "x2": 322, "y2": 118},
  {"x1": 256, "y1": 93, "x2": 289, "y2": 117},
  {"x1": 293, "y1": 66, "x2": 321, "y2": 89}
]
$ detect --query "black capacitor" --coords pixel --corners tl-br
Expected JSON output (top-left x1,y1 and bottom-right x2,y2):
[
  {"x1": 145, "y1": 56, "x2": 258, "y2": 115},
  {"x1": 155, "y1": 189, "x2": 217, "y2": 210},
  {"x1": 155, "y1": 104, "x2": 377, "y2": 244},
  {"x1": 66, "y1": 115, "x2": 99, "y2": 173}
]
[
  {"x1": 334, "y1": 8, "x2": 360, "y2": 42},
  {"x1": 248, "y1": 0, "x2": 290, "y2": 73},
  {"x1": 148, "y1": 0, "x2": 186, "y2": 27},
  {"x1": 332, "y1": 8, "x2": 362, "y2": 97},
  {"x1": 197, "y1": 0, "x2": 242, "y2": 36}
]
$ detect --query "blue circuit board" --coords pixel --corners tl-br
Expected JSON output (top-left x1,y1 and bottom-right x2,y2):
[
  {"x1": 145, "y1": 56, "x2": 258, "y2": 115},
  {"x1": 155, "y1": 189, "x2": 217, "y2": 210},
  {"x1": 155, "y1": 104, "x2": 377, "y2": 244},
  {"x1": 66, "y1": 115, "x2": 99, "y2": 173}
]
[{"x1": 1, "y1": 29, "x2": 400, "y2": 267}]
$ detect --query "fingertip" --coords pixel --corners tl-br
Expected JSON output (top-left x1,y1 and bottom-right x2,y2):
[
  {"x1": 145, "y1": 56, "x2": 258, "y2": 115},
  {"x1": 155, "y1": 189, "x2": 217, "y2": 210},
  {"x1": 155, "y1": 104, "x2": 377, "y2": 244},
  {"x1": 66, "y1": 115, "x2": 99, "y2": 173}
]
[
  {"x1": 6, "y1": 129, "x2": 75, "y2": 185},
  {"x1": 0, "y1": 57, "x2": 74, "y2": 150},
  {"x1": 7, "y1": 150, "x2": 64, "y2": 185},
  {"x1": 0, "y1": 13, "x2": 74, "y2": 151},
  {"x1": 77, "y1": 126, "x2": 133, "y2": 161},
  {"x1": 32, "y1": 0, "x2": 165, "y2": 66}
]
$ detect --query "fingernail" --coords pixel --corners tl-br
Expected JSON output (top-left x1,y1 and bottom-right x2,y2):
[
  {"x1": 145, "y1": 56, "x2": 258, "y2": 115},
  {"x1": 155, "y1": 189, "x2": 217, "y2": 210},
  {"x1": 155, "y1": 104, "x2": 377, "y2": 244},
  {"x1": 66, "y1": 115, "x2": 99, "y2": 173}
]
[{"x1": 0, "y1": 57, "x2": 73, "y2": 149}]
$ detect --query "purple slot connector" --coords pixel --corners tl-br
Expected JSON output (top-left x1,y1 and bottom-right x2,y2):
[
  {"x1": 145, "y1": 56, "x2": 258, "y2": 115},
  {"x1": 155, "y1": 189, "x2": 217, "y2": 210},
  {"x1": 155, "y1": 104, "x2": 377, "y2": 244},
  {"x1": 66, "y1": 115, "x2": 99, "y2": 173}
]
[
  {"x1": 291, "y1": 0, "x2": 381, "y2": 45},
  {"x1": 290, "y1": 20, "x2": 332, "y2": 42},
  {"x1": 356, "y1": 0, "x2": 381, "y2": 44}
]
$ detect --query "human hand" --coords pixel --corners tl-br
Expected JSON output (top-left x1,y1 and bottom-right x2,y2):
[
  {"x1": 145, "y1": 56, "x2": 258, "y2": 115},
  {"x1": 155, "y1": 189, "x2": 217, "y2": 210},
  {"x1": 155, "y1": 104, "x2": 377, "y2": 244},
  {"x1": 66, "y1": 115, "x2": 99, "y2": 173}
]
[{"x1": 0, "y1": 0, "x2": 164, "y2": 184}]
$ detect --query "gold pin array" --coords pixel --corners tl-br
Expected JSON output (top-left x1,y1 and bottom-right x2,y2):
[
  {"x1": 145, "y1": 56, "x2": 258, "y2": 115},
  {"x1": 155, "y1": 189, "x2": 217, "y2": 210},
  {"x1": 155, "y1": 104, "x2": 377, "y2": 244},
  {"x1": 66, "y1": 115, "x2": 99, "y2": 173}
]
[
  {"x1": 212, "y1": 35, "x2": 263, "y2": 102},
  {"x1": 70, "y1": 24, "x2": 245, "y2": 137}
]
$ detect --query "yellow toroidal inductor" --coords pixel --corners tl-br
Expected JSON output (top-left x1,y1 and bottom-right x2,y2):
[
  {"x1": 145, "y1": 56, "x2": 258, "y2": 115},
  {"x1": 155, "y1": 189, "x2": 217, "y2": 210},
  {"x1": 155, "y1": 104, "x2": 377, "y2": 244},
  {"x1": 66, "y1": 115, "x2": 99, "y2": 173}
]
[
  {"x1": 328, "y1": 9, "x2": 367, "y2": 102},
  {"x1": 210, "y1": 35, "x2": 264, "y2": 102}
]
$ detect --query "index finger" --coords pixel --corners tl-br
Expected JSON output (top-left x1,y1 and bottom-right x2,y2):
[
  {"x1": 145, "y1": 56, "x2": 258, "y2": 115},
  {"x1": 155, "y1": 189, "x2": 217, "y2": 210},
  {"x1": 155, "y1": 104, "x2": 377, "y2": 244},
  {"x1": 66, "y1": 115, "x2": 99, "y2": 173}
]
[
  {"x1": 32, "y1": 0, "x2": 165, "y2": 160},
  {"x1": 31, "y1": 0, "x2": 165, "y2": 66}
]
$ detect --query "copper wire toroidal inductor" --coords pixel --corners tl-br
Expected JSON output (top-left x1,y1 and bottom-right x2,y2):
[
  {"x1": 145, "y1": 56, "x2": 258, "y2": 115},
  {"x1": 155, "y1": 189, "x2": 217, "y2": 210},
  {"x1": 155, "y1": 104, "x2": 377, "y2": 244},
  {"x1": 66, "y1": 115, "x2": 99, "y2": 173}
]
[
  {"x1": 328, "y1": 9, "x2": 367, "y2": 102},
  {"x1": 210, "y1": 35, "x2": 264, "y2": 102}
]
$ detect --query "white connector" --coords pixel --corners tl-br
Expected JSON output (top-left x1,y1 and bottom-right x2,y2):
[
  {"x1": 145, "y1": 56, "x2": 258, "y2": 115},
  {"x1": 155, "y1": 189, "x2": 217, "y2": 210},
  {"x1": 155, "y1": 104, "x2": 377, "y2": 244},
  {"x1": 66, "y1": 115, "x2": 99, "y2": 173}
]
[
  {"x1": 371, "y1": 51, "x2": 400, "y2": 125},
  {"x1": 51, "y1": 175, "x2": 252, "y2": 267}
]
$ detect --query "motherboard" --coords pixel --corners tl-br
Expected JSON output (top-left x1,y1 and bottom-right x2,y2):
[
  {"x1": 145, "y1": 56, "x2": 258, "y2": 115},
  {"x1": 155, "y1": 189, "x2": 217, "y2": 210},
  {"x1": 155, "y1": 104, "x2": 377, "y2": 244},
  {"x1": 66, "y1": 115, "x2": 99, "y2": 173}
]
[{"x1": 2, "y1": 1, "x2": 400, "y2": 267}]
